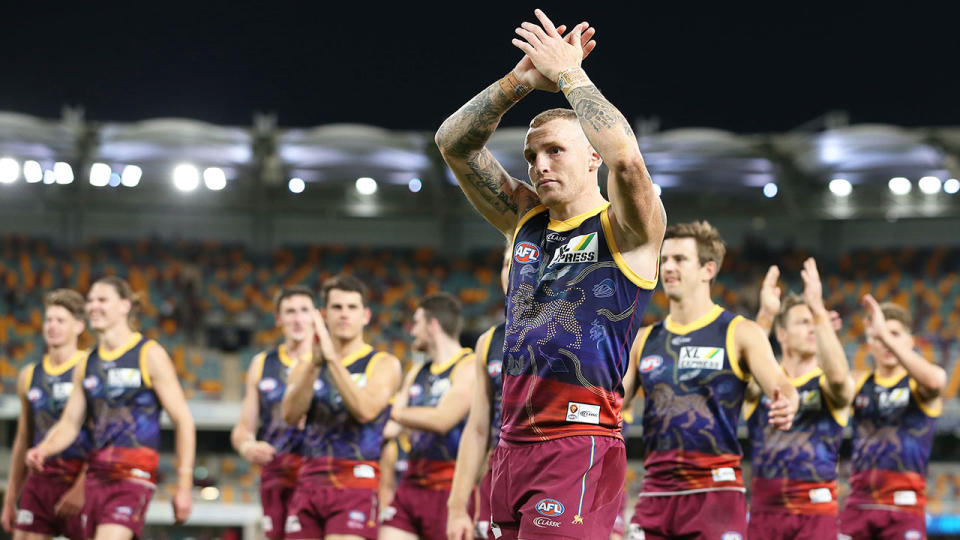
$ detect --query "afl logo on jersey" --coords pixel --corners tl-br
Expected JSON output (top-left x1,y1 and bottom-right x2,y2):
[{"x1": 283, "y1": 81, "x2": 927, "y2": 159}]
[
  {"x1": 535, "y1": 498, "x2": 565, "y2": 517},
  {"x1": 258, "y1": 378, "x2": 278, "y2": 393},
  {"x1": 640, "y1": 355, "x2": 662, "y2": 373},
  {"x1": 514, "y1": 242, "x2": 541, "y2": 264},
  {"x1": 83, "y1": 376, "x2": 99, "y2": 391},
  {"x1": 409, "y1": 384, "x2": 423, "y2": 398},
  {"x1": 27, "y1": 388, "x2": 42, "y2": 402},
  {"x1": 487, "y1": 360, "x2": 502, "y2": 377}
]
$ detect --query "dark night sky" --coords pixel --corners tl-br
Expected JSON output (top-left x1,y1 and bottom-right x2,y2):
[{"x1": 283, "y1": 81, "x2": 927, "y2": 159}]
[{"x1": 1, "y1": 2, "x2": 957, "y2": 132}]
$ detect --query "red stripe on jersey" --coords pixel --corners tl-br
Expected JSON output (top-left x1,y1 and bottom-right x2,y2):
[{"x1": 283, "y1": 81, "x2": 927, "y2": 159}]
[
  {"x1": 500, "y1": 374, "x2": 623, "y2": 443},
  {"x1": 403, "y1": 458, "x2": 457, "y2": 491},
  {"x1": 847, "y1": 469, "x2": 927, "y2": 513},
  {"x1": 88, "y1": 446, "x2": 159, "y2": 483},
  {"x1": 751, "y1": 477, "x2": 838, "y2": 515},
  {"x1": 642, "y1": 449, "x2": 743, "y2": 493},
  {"x1": 298, "y1": 456, "x2": 379, "y2": 489}
]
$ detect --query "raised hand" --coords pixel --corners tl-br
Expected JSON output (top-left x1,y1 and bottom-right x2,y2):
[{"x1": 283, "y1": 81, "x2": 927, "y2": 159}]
[
  {"x1": 862, "y1": 294, "x2": 887, "y2": 339},
  {"x1": 767, "y1": 387, "x2": 796, "y2": 431},
  {"x1": 758, "y1": 265, "x2": 782, "y2": 320},
  {"x1": 512, "y1": 9, "x2": 587, "y2": 83},
  {"x1": 311, "y1": 309, "x2": 338, "y2": 367},
  {"x1": 801, "y1": 258, "x2": 828, "y2": 317},
  {"x1": 513, "y1": 21, "x2": 596, "y2": 92}
]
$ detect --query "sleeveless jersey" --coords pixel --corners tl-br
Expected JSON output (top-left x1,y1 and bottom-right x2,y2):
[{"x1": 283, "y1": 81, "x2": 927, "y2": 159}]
[
  {"x1": 82, "y1": 333, "x2": 161, "y2": 483},
  {"x1": 502, "y1": 202, "x2": 656, "y2": 443},
  {"x1": 847, "y1": 371, "x2": 938, "y2": 513},
  {"x1": 254, "y1": 346, "x2": 304, "y2": 488},
  {"x1": 404, "y1": 348, "x2": 473, "y2": 490},
  {"x1": 300, "y1": 344, "x2": 391, "y2": 489},
  {"x1": 25, "y1": 352, "x2": 89, "y2": 481},
  {"x1": 478, "y1": 322, "x2": 505, "y2": 449},
  {"x1": 635, "y1": 306, "x2": 749, "y2": 495},
  {"x1": 745, "y1": 367, "x2": 846, "y2": 514}
]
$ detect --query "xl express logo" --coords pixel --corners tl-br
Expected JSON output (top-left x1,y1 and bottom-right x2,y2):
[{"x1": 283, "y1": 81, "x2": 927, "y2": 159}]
[{"x1": 549, "y1": 233, "x2": 598, "y2": 267}]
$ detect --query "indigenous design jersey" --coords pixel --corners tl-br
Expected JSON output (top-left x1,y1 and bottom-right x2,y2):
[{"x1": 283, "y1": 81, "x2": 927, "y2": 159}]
[
  {"x1": 404, "y1": 348, "x2": 473, "y2": 490},
  {"x1": 745, "y1": 367, "x2": 846, "y2": 514},
  {"x1": 636, "y1": 306, "x2": 749, "y2": 495},
  {"x1": 479, "y1": 322, "x2": 505, "y2": 449},
  {"x1": 82, "y1": 333, "x2": 161, "y2": 483},
  {"x1": 26, "y1": 351, "x2": 90, "y2": 481},
  {"x1": 300, "y1": 344, "x2": 391, "y2": 489},
  {"x1": 254, "y1": 346, "x2": 304, "y2": 488},
  {"x1": 502, "y1": 203, "x2": 656, "y2": 443},
  {"x1": 847, "y1": 372, "x2": 938, "y2": 513}
]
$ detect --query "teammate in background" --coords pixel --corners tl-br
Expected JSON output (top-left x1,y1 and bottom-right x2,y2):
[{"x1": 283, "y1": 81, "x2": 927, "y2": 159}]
[
  {"x1": 745, "y1": 259, "x2": 855, "y2": 539},
  {"x1": 380, "y1": 293, "x2": 475, "y2": 540},
  {"x1": 26, "y1": 276, "x2": 195, "y2": 540},
  {"x1": 231, "y1": 286, "x2": 315, "y2": 539},
  {"x1": 436, "y1": 9, "x2": 663, "y2": 539},
  {"x1": 281, "y1": 275, "x2": 401, "y2": 540},
  {"x1": 3, "y1": 290, "x2": 88, "y2": 540},
  {"x1": 839, "y1": 297, "x2": 946, "y2": 540},
  {"x1": 447, "y1": 246, "x2": 510, "y2": 540},
  {"x1": 623, "y1": 221, "x2": 798, "y2": 539}
]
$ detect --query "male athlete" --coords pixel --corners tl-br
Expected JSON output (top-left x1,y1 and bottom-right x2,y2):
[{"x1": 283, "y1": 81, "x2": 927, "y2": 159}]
[
  {"x1": 380, "y1": 293, "x2": 475, "y2": 540},
  {"x1": 3, "y1": 290, "x2": 88, "y2": 540},
  {"x1": 232, "y1": 286, "x2": 315, "y2": 539},
  {"x1": 839, "y1": 297, "x2": 946, "y2": 540},
  {"x1": 624, "y1": 221, "x2": 798, "y2": 539},
  {"x1": 437, "y1": 9, "x2": 663, "y2": 539},
  {"x1": 447, "y1": 247, "x2": 510, "y2": 540},
  {"x1": 745, "y1": 258, "x2": 855, "y2": 539},
  {"x1": 281, "y1": 275, "x2": 401, "y2": 540},
  {"x1": 27, "y1": 276, "x2": 195, "y2": 540}
]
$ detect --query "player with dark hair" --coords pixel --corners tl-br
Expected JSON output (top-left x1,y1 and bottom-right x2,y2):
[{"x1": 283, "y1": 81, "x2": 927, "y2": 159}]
[{"x1": 26, "y1": 276, "x2": 195, "y2": 540}]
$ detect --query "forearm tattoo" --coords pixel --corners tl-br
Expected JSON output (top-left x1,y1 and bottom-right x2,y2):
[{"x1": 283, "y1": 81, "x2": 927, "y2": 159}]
[
  {"x1": 465, "y1": 150, "x2": 519, "y2": 215},
  {"x1": 565, "y1": 84, "x2": 636, "y2": 139}
]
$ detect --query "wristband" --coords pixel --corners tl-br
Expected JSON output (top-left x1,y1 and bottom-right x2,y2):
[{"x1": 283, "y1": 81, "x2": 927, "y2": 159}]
[
  {"x1": 498, "y1": 71, "x2": 531, "y2": 102},
  {"x1": 558, "y1": 67, "x2": 591, "y2": 96}
]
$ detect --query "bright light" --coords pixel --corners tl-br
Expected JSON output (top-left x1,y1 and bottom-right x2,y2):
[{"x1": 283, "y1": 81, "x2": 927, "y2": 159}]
[
  {"x1": 888, "y1": 176, "x2": 911, "y2": 195},
  {"x1": 43, "y1": 170, "x2": 56, "y2": 184},
  {"x1": 23, "y1": 161, "x2": 42, "y2": 183},
  {"x1": 918, "y1": 176, "x2": 941, "y2": 194},
  {"x1": 203, "y1": 167, "x2": 227, "y2": 191},
  {"x1": 121, "y1": 165, "x2": 142, "y2": 187},
  {"x1": 288, "y1": 177, "x2": 305, "y2": 194},
  {"x1": 829, "y1": 178, "x2": 852, "y2": 197},
  {"x1": 173, "y1": 163, "x2": 200, "y2": 192},
  {"x1": 54, "y1": 162, "x2": 74, "y2": 184},
  {"x1": 356, "y1": 177, "x2": 377, "y2": 195},
  {"x1": 108, "y1": 173, "x2": 122, "y2": 187},
  {"x1": 653, "y1": 183, "x2": 662, "y2": 196},
  {"x1": 944, "y1": 178, "x2": 960, "y2": 194},
  {"x1": 0, "y1": 157, "x2": 19, "y2": 184},
  {"x1": 199, "y1": 486, "x2": 220, "y2": 501},
  {"x1": 408, "y1": 178, "x2": 422, "y2": 193},
  {"x1": 763, "y1": 182, "x2": 778, "y2": 198},
  {"x1": 89, "y1": 163, "x2": 111, "y2": 187}
]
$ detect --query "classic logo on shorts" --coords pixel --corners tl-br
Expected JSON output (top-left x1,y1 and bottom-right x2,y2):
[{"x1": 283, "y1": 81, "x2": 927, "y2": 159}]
[
  {"x1": 549, "y1": 233, "x2": 598, "y2": 267},
  {"x1": 533, "y1": 517, "x2": 561, "y2": 528},
  {"x1": 640, "y1": 355, "x2": 662, "y2": 373},
  {"x1": 514, "y1": 242, "x2": 541, "y2": 264},
  {"x1": 678, "y1": 347, "x2": 724, "y2": 370},
  {"x1": 258, "y1": 377, "x2": 278, "y2": 392},
  {"x1": 16, "y1": 509, "x2": 33, "y2": 525},
  {"x1": 27, "y1": 388, "x2": 43, "y2": 402},
  {"x1": 285, "y1": 515, "x2": 302, "y2": 533},
  {"x1": 535, "y1": 498, "x2": 564, "y2": 517}
]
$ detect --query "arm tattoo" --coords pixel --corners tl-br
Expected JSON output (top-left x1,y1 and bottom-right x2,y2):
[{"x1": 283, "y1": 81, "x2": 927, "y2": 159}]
[
  {"x1": 464, "y1": 150, "x2": 519, "y2": 215},
  {"x1": 565, "y1": 85, "x2": 636, "y2": 139},
  {"x1": 436, "y1": 83, "x2": 515, "y2": 158}
]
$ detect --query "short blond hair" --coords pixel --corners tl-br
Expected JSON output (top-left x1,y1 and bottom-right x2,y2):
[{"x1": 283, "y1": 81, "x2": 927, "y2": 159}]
[
  {"x1": 774, "y1": 293, "x2": 807, "y2": 330},
  {"x1": 880, "y1": 302, "x2": 913, "y2": 332},
  {"x1": 44, "y1": 289, "x2": 85, "y2": 320},
  {"x1": 529, "y1": 108, "x2": 578, "y2": 129},
  {"x1": 664, "y1": 220, "x2": 726, "y2": 269}
]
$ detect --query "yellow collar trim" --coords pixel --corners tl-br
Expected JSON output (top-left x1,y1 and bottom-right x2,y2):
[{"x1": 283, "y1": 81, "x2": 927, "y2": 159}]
[
  {"x1": 431, "y1": 347, "x2": 473, "y2": 375},
  {"x1": 787, "y1": 367, "x2": 824, "y2": 387},
  {"x1": 341, "y1": 344, "x2": 374, "y2": 368},
  {"x1": 43, "y1": 350, "x2": 87, "y2": 376},
  {"x1": 98, "y1": 332, "x2": 143, "y2": 362},
  {"x1": 547, "y1": 202, "x2": 610, "y2": 232},
  {"x1": 665, "y1": 305, "x2": 724, "y2": 335},
  {"x1": 873, "y1": 370, "x2": 908, "y2": 388}
]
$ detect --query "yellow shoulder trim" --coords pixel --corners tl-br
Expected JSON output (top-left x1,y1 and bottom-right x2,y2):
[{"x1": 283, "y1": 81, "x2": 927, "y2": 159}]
[
  {"x1": 431, "y1": 347, "x2": 473, "y2": 376},
  {"x1": 365, "y1": 351, "x2": 390, "y2": 380},
  {"x1": 909, "y1": 378, "x2": 942, "y2": 418},
  {"x1": 508, "y1": 205, "x2": 549, "y2": 277},
  {"x1": 342, "y1": 344, "x2": 375, "y2": 368},
  {"x1": 98, "y1": 332, "x2": 144, "y2": 362},
  {"x1": 789, "y1": 367, "x2": 824, "y2": 388},
  {"x1": 726, "y1": 315, "x2": 748, "y2": 381},
  {"x1": 665, "y1": 305, "x2": 724, "y2": 335},
  {"x1": 600, "y1": 206, "x2": 658, "y2": 290},
  {"x1": 854, "y1": 371, "x2": 872, "y2": 394},
  {"x1": 139, "y1": 340, "x2": 157, "y2": 388},
  {"x1": 478, "y1": 325, "x2": 498, "y2": 365},
  {"x1": 742, "y1": 396, "x2": 760, "y2": 421},
  {"x1": 252, "y1": 352, "x2": 268, "y2": 381},
  {"x1": 448, "y1": 350, "x2": 476, "y2": 386},
  {"x1": 547, "y1": 202, "x2": 609, "y2": 232},
  {"x1": 634, "y1": 325, "x2": 654, "y2": 361},
  {"x1": 23, "y1": 363, "x2": 36, "y2": 393},
  {"x1": 818, "y1": 375, "x2": 849, "y2": 427}
]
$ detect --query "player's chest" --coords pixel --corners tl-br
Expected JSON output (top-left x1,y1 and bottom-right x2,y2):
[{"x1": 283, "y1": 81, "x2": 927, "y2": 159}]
[
  {"x1": 855, "y1": 384, "x2": 911, "y2": 420},
  {"x1": 409, "y1": 372, "x2": 449, "y2": 407},
  {"x1": 83, "y1": 363, "x2": 144, "y2": 399},
  {"x1": 639, "y1": 334, "x2": 732, "y2": 386}
]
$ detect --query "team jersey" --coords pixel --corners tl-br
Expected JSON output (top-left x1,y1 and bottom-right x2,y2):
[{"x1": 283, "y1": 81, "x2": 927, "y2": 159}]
[
  {"x1": 403, "y1": 348, "x2": 473, "y2": 490},
  {"x1": 847, "y1": 371, "x2": 938, "y2": 513},
  {"x1": 300, "y1": 344, "x2": 391, "y2": 489},
  {"x1": 81, "y1": 333, "x2": 161, "y2": 484},
  {"x1": 635, "y1": 306, "x2": 749, "y2": 495},
  {"x1": 478, "y1": 322, "x2": 505, "y2": 449},
  {"x1": 25, "y1": 351, "x2": 90, "y2": 481},
  {"x1": 253, "y1": 346, "x2": 304, "y2": 488},
  {"x1": 501, "y1": 202, "x2": 656, "y2": 443},
  {"x1": 745, "y1": 367, "x2": 846, "y2": 514}
]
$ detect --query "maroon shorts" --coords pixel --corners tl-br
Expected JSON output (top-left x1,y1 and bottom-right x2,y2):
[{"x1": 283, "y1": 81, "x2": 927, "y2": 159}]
[
  {"x1": 629, "y1": 491, "x2": 747, "y2": 540},
  {"x1": 839, "y1": 505, "x2": 926, "y2": 540},
  {"x1": 260, "y1": 483, "x2": 296, "y2": 540},
  {"x1": 490, "y1": 435, "x2": 625, "y2": 540},
  {"x1": 466, "y1": 470, "x2": 493, "y2": 538},
  {"x1": 81, "y1": 476, "x2": 155, "y2": 539},
  {"x1": 14, "y1": 473, "x2": 85, "y2": 540},
  {"x1": 381, "y1": 483, "x2": 450, "y2": 540},
  {"x1": 284, "y1": 484, "x2": 379, "y2": 540},
  {"x1": 611, "y1": 491, "x2": 626, "y2": 538},
  {"x1": 748, "y1": 509, "x2": 838, "y2": 540}
]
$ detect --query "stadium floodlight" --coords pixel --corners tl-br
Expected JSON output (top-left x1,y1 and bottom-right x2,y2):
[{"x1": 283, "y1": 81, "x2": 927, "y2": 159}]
[
  {"x1": 652, "y1": 183, "x2": 662, "y2": 196},
  {"x1": 763, "y1": 182, "x2": 778, "y2": 198},
  {"x1": 43, "y1": 169, "x2": 56, "y2": 184},
  {"x1": 829, "y1": 178, "x2": 852, "y2": 197},
  {"x1": 173, "y1": 163, "x2": 200, "y2": 192},
  {"x1": 121, "y1": 165, "x2": 142, "y2": 187},
  {"x1": 944, "y1": 178, "x2": 960, "y2": 194},
  {"x1": 199, "y1": 486, "x2": 220, "y2": 501},
  {"x1": 89, "y1": 163, "x2": 111, "y2": 187},
  {"x1": 203, "y1": 167, "x2": 227, "y2": 191},
  {"x1": 288, "y1": 177, "x2": 305, "y2": 194},
  {"x1": 408, "y1": 178, "x2": 422, "y2": 193},
  {"x1": 23, "y1": 160, "x2": 43, "y2": 183},
  {"x1": 888, "y1": 176, "x2": 911, "y2": 195},
  {"x1": 54, "y1": 162, "x2": 74, "y2": 184},
  {"x1": 918, "y1": 176, "x2": 941, "y2": 194},
  {"x1": 356, "y1": 176, "x2": 377, "y2": 195},
  {"x1": 0, "y1": 157, "x2": 19, "y2": 184}
]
